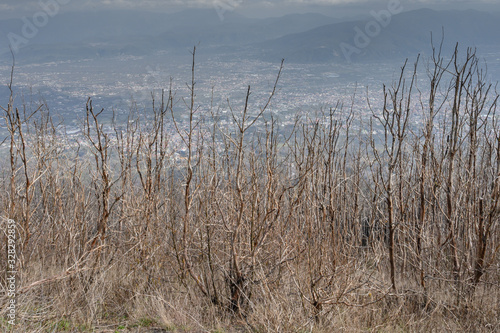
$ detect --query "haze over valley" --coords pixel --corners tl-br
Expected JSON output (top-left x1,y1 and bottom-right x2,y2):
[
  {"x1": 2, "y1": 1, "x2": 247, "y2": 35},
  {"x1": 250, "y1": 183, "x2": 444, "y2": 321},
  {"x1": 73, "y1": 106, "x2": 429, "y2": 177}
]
[{"x1": 1, "y1": 4, "x2": 500, "y2": 139}]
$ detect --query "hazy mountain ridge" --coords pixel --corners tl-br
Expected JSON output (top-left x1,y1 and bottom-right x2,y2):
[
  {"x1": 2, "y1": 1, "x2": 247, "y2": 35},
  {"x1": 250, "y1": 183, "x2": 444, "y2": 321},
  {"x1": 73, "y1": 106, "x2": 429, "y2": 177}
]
[
  {"x1": 1, "y1": 8, "x2": 499, "y2": 65},
  {"x1": 252, "y1": 9, "x2": 500, "y2": 63},
  {"x1": 0, "y1": 9, "x2": 337, "y2": 63}
]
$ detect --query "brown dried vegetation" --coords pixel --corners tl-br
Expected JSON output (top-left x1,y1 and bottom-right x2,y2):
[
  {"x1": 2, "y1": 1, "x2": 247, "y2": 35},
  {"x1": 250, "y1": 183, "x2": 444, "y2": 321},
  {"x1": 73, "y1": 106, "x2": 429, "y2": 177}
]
[{"x1": 1, "y1": 45, "x2": 499, "y2": 332}]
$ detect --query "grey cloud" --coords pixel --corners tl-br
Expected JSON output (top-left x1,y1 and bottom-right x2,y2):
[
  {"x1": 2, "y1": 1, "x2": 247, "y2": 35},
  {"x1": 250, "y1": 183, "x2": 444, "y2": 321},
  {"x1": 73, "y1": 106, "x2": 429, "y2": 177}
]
[{"x1": 2, "y1": 0, "x2": 498, "y2": 19}]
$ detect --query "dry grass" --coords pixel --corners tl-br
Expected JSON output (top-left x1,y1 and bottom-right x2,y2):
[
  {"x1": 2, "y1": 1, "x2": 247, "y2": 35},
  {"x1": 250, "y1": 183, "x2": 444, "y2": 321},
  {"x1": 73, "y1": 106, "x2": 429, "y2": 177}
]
[{"x1": 1, "y1": 46, "x2": 499, "y2": 332}]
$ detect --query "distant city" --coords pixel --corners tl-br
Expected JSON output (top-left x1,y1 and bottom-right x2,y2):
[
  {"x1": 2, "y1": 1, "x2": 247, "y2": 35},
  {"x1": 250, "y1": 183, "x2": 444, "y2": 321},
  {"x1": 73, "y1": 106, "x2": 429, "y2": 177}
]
[{"x1": 1, "y1": 7, "x2": 500, "y2": 144}]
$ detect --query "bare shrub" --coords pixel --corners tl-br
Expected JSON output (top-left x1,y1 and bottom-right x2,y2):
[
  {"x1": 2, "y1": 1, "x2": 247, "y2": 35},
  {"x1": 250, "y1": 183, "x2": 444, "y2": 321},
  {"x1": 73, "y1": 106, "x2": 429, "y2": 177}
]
[{"x1": 0, "y1": 45, "x2": 499, "y2": 332}]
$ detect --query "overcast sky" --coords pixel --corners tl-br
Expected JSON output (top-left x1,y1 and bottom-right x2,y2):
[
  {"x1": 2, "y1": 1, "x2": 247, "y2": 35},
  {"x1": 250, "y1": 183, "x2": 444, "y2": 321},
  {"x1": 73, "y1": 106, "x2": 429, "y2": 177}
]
[{"x1": 1, "y1": 0, "x2": 499, "y2": 19}]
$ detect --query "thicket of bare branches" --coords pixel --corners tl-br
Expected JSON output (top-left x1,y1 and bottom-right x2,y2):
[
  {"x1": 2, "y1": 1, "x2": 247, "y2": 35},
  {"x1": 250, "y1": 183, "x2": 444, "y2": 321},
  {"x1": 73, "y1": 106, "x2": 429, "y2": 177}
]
[{"x1": 1, "y1": 45, "x2": 499, "y2": 332}]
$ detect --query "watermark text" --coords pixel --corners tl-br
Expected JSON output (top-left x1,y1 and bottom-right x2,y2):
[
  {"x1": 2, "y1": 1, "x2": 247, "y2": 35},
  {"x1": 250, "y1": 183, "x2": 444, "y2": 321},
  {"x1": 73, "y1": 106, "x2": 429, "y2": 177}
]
[
  {"x1": 339, "y1": 0, "x2": 403, "y2": 63},
  {"x1": 4, "y1": 217, "x2": 17, "y2": 326},
  {"x1": 214, "y1": 0, "x2": 243, "y2": 21},
  {"x1": 8, "y1": 0, "x2": 72, "y2": 53}
]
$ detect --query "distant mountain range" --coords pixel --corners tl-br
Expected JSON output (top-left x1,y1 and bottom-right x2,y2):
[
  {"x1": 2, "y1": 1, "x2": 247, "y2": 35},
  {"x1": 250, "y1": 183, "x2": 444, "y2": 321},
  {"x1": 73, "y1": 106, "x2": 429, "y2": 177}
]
[
  {"x1": 0, "y1": 9, "x2": 337, "y2": 63},
  {"x1": 253, "y1": 9, "x2": 500, "y2": 63},
  {"x1": 1, "y1": 8, "x2": 499, "y2": 64}
]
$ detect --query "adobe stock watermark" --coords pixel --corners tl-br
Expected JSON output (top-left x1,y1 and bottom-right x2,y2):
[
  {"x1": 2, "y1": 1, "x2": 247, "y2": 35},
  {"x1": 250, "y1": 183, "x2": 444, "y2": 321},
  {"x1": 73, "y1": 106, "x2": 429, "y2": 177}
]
[
  {"x1": 214, "y1": 0, "x2": 243, "y2": 22},
  {"x1": 339, "y1": 0, "x2": 403, "y2": 63},
  {"x1": 3, "y1": 217, "x2": 17, "y2": 326},
  {"x1": 7, "y1": 0, "x2": 72, "y2": 53}
]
